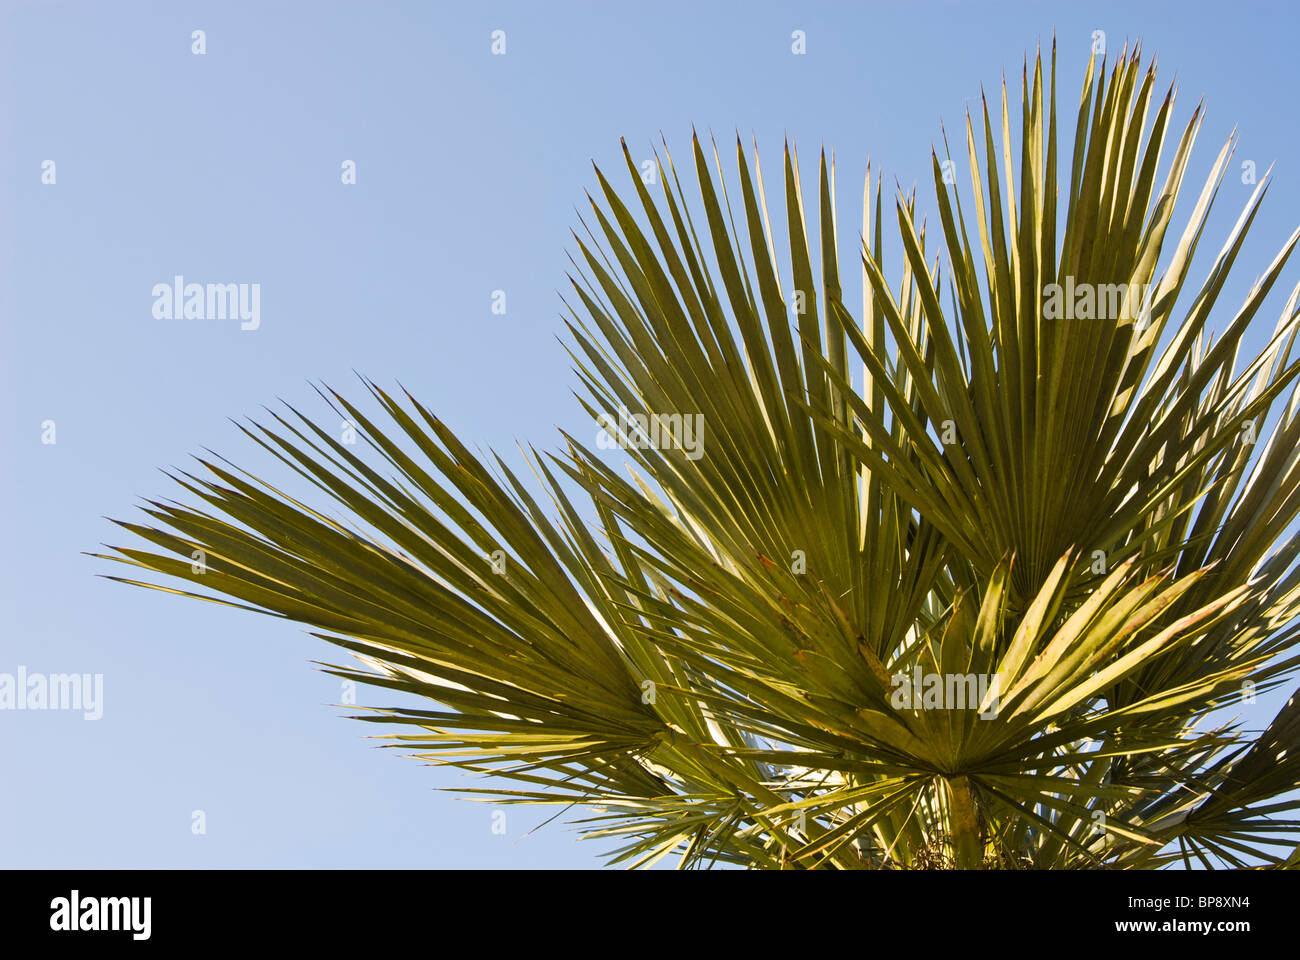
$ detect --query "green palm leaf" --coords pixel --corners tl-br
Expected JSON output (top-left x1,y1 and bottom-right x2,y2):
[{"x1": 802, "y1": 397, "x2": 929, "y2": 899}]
[{"x1": 99, "y1": 43, "x2": 1300, "y2": 868}]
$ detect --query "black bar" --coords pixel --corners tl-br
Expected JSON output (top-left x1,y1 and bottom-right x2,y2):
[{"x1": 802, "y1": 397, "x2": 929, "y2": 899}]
[{"x1": 0, "y1": 868, "x2": 1288, "y2": 945}]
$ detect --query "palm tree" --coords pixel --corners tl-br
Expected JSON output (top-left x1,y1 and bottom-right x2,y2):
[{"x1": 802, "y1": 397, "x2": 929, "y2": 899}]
[{"x1": 100, "y1": 43, "x2": 1300, "y2": 869}]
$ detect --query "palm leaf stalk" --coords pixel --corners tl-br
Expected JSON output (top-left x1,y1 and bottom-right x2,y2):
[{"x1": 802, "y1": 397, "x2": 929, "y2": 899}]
[{"x1": 100, "y1": 42, "x2": 1300, "y2": 868}]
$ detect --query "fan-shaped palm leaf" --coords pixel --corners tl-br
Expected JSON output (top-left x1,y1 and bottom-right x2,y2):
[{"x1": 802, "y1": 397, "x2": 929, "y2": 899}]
[{"x1": 99, "y1": 42, "x2": 1300, "y2": 868}]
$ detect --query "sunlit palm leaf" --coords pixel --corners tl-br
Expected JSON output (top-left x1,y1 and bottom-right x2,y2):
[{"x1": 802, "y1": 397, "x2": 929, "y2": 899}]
[{"x1": 100, "y1": 43, "x2": 1300, "y2": 868}]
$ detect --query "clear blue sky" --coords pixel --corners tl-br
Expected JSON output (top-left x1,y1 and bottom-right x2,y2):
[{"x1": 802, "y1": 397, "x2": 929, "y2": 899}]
[{"x1": 3, "y1": 0, "x2": 1299, "y2": 868}]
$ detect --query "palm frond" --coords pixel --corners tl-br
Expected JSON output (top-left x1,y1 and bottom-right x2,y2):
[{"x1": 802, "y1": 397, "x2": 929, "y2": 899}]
[{"x1": 101, "y1": 43, "x2": 1300, "y2": 868}]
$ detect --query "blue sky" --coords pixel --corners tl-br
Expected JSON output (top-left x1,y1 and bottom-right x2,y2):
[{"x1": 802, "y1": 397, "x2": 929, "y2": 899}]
[{"x1": 3, "y1": 0, "x2": 1300, "y2": 868}]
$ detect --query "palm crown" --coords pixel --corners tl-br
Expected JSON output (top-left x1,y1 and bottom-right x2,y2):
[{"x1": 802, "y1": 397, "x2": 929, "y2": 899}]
[{"x1": 102, "y1": 43, "x2": 1300, "y2": 869}]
